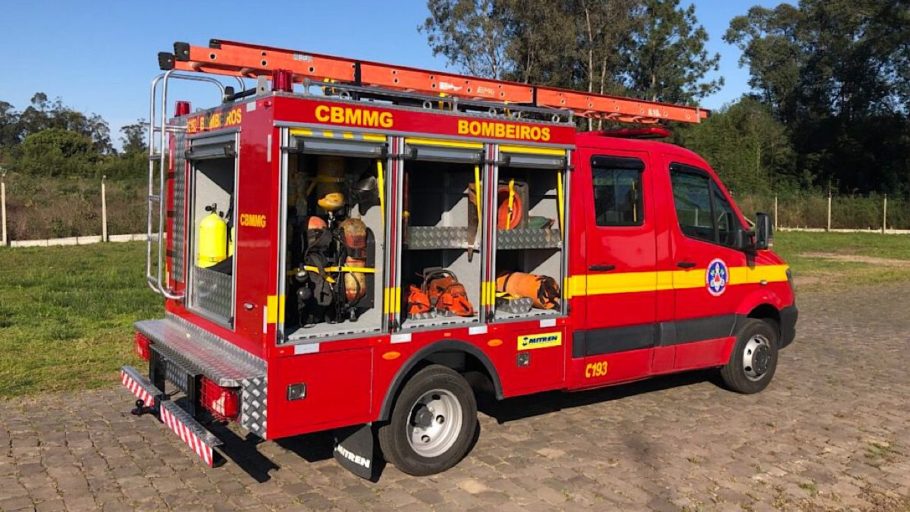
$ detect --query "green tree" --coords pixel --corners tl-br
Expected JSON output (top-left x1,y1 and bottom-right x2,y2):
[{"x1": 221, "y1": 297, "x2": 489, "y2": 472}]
[
  {"x1": 674, "y1": 97, "x2": 798, "y2": 194},
  {"x1": 17, "y1": 128, "x2": 96, "y2": 177},
  {"x1": 623, "y1": 0, "x2": 722, "y2": 103},
  {"x1": 421, "y1": 0, "x2": 720, "y2": 105},
  {"x1": 0, "y1": 101, "x2": 21, "y2": 148},
  {"x1": 120, "y1": 119, "x2": 147, "y2": 155},
  {"x1": 16, "y1": 92, "x2": 113, "y2": 155},
  {"x1": 726, "y1": 0, "x2": 910, "y2": 195},
  {"x1": 421, "y1": 0, "x2": 510, "y2": 78}
]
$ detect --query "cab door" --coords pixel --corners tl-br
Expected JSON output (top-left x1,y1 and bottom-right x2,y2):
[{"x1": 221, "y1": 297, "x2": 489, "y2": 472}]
[
  {"x1": 664, "y1": 160, "x2": 748, "y2": 369},
  {"x1": 570, "y1": 150, "x2": 658, "y2": 387}
]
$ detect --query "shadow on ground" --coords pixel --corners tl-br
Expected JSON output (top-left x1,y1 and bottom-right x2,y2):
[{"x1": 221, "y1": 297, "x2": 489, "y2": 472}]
[{"x1": 206, "y1": 368, "x2": 718, "y2": 483}]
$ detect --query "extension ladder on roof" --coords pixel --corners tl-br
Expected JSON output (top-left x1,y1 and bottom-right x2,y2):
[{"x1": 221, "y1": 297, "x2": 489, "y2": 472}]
[{"x1": 158, "y1": 38, "x2": 708, "y2": 125}]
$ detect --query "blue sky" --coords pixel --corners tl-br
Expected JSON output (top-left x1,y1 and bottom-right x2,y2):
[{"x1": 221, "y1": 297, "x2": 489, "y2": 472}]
[{"x1": 0, "y1": 0, "x2": 778, "y2": 147}]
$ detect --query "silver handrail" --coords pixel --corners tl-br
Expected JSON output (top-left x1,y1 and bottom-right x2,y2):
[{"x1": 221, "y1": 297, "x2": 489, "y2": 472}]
[{"x1": 146, "y1": 71, "x2": 236, "y2": 300}]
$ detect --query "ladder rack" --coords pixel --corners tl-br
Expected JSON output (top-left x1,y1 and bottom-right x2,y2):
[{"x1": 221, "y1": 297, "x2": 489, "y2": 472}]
[{"x1": 159, "y1": 39, "x2": 708, "y2": 125}]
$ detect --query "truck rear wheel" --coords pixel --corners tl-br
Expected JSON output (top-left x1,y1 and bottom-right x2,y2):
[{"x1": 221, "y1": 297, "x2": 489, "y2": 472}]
[
  {"x1": 378, "y1": 365, "x2": 477, "y2": 476},
  {"x1": 720, "y1": 318, "x2": 779, "y2": 394}
]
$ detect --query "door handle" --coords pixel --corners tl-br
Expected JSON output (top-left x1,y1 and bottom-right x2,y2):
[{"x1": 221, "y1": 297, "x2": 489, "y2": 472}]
[
  {"x1": 588, "y1": 264, "x2": 616, "y2": 272},
  {"x1": 676, "y1": 261, "x2": 696, "y2": 269}
]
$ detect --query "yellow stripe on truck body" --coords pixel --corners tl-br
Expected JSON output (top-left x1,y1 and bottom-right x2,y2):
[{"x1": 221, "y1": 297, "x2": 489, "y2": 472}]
[{"x1": 568, "y1": 265, "x2": 789, "y2": 297}]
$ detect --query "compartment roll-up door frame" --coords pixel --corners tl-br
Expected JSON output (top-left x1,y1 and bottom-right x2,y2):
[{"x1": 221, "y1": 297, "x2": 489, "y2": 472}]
[
  {"x1": 500, "y1": 144, "x2": 567, "y2": 169},
  {"x1": 186, "y1": 132, "x2": 237, "y2": 160},
  {"x1": 290, "y1": 137, "x2": 386, "y2": 158},
  {"x1": 404, "y1": 137, "x2": 483, "y2": 164}
]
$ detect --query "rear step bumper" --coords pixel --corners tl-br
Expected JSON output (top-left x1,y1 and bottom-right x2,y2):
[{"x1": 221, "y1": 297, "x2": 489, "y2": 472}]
[{"x1": 121, "y1": 365, "x2": 223, "y2": 467}]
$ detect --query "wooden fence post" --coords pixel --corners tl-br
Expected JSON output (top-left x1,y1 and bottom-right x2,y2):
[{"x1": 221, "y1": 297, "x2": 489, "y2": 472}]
[
  {"x1": 882, "y1": 195, "x2": 887, "y2": 234},
  {"x1": 774, "y1": 195, "x2": 779, "y2": 231},
  {"x1": 1, "y1": 170, "x2": 7, "y2": 246},
  {"x1": 101, "y1": 175, "x2": 108, "y2": 242},
  {"x1": 826, "y1": 191, "x2": 832, "y2": 232}
]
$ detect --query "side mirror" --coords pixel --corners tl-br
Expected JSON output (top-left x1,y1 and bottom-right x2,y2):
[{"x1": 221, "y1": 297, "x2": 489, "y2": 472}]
[{"x1": 754, "y1": 212, "x2": 772, "y2": 250}]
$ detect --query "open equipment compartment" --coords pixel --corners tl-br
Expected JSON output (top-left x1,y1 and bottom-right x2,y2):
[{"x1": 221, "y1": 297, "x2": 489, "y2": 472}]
[
  {"x1": 399, "y1": 138, "x2": 484, "y2": 330},
  {"x1": 280, "y1": 130, "x2": 387, "y2": 341},
  {"x1": 492, "y1": 145, "x2": 568, "y2": 321},
  {"x1": 186, "y1": 132, "x2": 238, "y2": 327}
]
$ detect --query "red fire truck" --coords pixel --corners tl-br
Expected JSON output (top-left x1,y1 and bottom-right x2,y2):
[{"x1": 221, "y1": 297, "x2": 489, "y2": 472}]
[{"x1": 122, "y1": 39, "x2": 797, "y2": 479}]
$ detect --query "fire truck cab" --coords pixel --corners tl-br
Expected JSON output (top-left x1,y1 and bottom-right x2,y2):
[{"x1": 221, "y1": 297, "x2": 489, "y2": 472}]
[{"x1": 122, "y1": 40, "x2": 797, "y2": 479}]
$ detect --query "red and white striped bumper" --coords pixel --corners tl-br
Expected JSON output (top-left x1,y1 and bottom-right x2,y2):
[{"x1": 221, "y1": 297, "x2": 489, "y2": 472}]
[{"x1": 120, "y1": 366, "x2": 223, "y2": 467}]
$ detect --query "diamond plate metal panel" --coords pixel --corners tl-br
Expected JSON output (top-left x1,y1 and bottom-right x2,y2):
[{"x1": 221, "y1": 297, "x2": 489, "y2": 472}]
[
  {"x1": 191, "y1": 267, "x2": 233, "y2": 322},
  {"x1": 173, "y1": 122, "x2": 187, "y2": 283},
  {"x1": 240, "y1": 376, "x2": 267, "y2": 439},
  {"x1": 163, "y1": 356, "x2": 189, "y2": 393},
  {"x1": 406, "y1": 226, "x2": 472, "y2": 250},
  {"x1": 496, "y1": 228, "x2": 562, "y2": 250},
  {"x1": 135, "y1": 314, "x2": 265, "y2": 387}
]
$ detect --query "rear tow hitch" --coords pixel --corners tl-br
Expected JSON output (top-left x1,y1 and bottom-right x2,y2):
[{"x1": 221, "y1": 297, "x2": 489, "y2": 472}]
[{"x1": 131, "y1": 398, "x2": 159, "y2": 417}]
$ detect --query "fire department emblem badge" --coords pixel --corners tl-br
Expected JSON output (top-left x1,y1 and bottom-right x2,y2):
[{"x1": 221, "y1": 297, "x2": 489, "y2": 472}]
[{"x1": 706, "y1": 258, "x2": 729, "y2": 296}]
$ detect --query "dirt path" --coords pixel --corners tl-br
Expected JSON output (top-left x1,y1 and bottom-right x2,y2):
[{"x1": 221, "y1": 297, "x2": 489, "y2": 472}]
[{"x1": 800, "y1": 251, "x2": 910, "y2": 267}]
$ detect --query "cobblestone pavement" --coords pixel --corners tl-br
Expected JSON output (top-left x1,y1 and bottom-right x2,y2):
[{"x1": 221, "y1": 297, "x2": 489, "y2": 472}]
[{"x1": 2, "y1": 283, "x2": 910, "y2": 512}]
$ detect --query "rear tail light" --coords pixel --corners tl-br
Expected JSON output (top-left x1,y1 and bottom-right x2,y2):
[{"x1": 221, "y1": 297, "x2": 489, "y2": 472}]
[
  {"x1": 135, "y1": 332, "x2": 151, "y2": 361},
  {"x1": 200, "y1": 377, "x2": 239, "y2": 421}
]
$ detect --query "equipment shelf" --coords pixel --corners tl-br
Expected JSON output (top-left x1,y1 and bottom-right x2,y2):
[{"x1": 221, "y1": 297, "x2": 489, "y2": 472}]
[
  {"x1": 496, "y1": 228, "x2": 562, "y2": 250},
  {"x1": 405, "y1": 226, "x2": 473, "y2": 250}
]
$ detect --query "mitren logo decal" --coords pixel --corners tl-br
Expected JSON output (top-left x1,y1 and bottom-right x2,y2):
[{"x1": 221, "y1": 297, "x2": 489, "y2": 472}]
[
  {"x1": 315, "y1": 105, "x2": 394, "y2": 129},
  {"x1": 457, "y1": 120, "x2": 551, "y2": 142},
  {"x1": 706, "y1": 258, "x2": 729, "y2": 296},
  {"x1": 334, "y1": 444, "x2": 371, "y2": 469},
  {"x1": 240, "y1": 213, "x2": 266, "y2": 228},
  {"x1": 518, "y1": 331, "x2": 562, "y2": 350}
]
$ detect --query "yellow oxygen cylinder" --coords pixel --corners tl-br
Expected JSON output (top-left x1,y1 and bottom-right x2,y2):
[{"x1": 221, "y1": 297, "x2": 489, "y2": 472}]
[{"x1": 197, "y1": 204, "x2": 228, "y2": 268}]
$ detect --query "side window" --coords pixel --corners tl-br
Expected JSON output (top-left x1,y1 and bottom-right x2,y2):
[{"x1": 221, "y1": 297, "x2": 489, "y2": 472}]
[
  {"x1": 670, "y1": 169, "x2": 714, "y2": 242},
  {"x1": 592, "y1": 156, "x2": 645, "y2": 227},
  {"x1": 670, "y1": 164, "x2": 741, "y2": 247},
  {"x1": 713, "y1": 184, "x2": 737, "y2": 246}
]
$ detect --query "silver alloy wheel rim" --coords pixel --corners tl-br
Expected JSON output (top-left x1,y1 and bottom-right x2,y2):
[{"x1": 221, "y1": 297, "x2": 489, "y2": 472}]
[
  {"x1": 406, "y1": 388, "x2": 463, "y2": 458},
  {"x1": 743, "y1": 334, "x2": 772, "y2": 381}
]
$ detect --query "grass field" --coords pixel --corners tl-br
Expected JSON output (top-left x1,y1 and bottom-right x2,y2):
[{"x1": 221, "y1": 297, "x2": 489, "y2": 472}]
[
  {"x1": 0, "y1": 243, "x2": 159, "y2": 397},
  {"x1": 773, "y1": 231, "x2": 910, "y2": 288},
  {"x1": 0, "y1": 232, "x2": 908, "y2": 398}
]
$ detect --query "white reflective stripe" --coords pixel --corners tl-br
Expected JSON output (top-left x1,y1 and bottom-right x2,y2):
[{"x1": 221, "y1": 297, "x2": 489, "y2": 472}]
[
  {"x1": 158, "y1": 404, "x2": 216, "y2": 467},
  {"x1": 539, "y1": 318, "x2": 557, "y2": 328},
  {"x1": 193, "y1": 431, "x2": 203, "y2": 457},
  {"x1": 128, "y1": 377, "x2": 218, "y2": 468},
  {"x1": 122, "y1": 371, "x2": 155, "y2": 406},
  {"x1": 391, "y1": 333, "x2": 412, "y2": 344}
]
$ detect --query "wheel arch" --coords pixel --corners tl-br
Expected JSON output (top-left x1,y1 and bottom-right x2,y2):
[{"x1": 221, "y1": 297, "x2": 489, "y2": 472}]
[
  {"x1": 747, "y1": 303, "x2": 781, "y2": 330},
  {"x1": 731, "y1": 301, "x2": 783, "y2": 346},
  {"x1": 378, "y1": 340, "x2": 503, "y2": 422}
]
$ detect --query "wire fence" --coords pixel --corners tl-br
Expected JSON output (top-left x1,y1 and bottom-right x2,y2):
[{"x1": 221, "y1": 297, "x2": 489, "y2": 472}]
[
  {"x1": 737, "y1": 193, "x2": 910, "y2": 234},
  {"x1": 1, "y1": 173, "x2": 147, "y2": 247},
  {"x1": 1, "y1": 174, "x2": 909, "y2": 247}
]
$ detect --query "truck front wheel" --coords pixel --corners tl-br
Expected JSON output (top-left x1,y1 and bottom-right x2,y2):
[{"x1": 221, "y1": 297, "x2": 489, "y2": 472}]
[
  {"x1": 720, "y1": 318, "x2": 779, "y2": 394},
  {"x1": 378, "y1": 365, "x2": 477, "y2": 476}
]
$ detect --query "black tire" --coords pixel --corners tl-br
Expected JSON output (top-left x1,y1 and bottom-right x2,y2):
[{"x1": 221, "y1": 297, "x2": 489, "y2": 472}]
[
  {"x1": 720, "y1": 318, "x2": 779, "y2": 394},
  {"x1": 378, "y1": 365, "x2": 477, "y2": 476}
]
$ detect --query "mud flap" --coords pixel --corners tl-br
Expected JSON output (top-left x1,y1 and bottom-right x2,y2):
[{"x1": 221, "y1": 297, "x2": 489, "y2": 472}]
[{"x1": 333, "y1": 424, "x2": 381, "y2": 481}]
